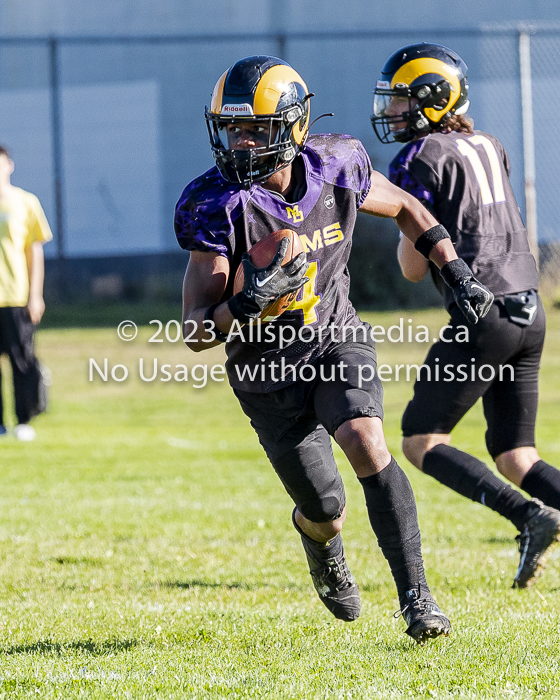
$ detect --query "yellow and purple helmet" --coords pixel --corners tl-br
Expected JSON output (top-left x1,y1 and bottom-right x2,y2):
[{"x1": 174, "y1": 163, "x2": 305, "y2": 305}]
[
  {"x1": 205, "y1": 55, "x2": 312, "y2": 186},
  {"x1": 372, "y1": 43, "x2": 469, "y2": 144}
]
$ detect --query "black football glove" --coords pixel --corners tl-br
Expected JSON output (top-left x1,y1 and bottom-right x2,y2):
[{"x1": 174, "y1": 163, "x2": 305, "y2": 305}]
[
  {"x1": 228, "y1": 237, "x2": 309, "y2": 323},
  {"x1": 440, "y1": 259, "x2": 494, "y2": 324}
]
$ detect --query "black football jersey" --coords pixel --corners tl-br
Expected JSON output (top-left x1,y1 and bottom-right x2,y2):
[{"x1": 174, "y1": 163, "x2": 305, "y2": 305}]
[
  {"x1": 389, "y1": 130, "x2": 538, "y2": 310},
  {"x1": 175, "y1": 134, "x2": 373, "y2": 392}
]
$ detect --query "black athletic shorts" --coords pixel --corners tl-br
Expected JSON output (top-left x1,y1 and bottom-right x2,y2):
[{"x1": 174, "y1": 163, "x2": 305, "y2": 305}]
[
  {"x1": 402, "y1": 294, "x2": 546, "y2": 458},
  {"x1": 233, "y1": 327, "x2": 384, "y2": 524}
]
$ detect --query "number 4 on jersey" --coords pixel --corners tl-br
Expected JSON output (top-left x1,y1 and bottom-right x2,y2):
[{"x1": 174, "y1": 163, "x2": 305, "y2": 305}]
[
  {"x1": 287, "y1": 260, "x2": 321, "y2": 325},
  {"x1": 456, "y1": 134, "x2": 506, "y2": 205}
]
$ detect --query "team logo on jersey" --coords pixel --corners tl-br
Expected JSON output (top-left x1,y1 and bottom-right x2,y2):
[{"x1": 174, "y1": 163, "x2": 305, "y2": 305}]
[
  {"x1": 299, "y1": 222, "x2": 344, "y2": 253},
  {"x1": 286, "y1": 204, "x2": 304, "y2": 223},
  {"x1": 324, "y1": 194, "x2": 335, "y2": 209},
  {"x1": 222, "y1": 103, "x2": 253, "y2": 115}
]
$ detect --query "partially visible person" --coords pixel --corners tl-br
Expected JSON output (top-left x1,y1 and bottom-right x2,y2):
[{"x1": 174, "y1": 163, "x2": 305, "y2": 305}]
[
  {"x1": 0, "y1": 145, "x2": 51, "y2": 441},
  {"x1": 372, "y1": 43, "x2": 560, "y2": 589}
]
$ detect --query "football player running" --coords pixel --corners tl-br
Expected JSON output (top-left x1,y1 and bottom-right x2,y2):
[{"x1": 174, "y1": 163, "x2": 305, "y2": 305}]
[
  {"x1": 176, "y1": 55, "x2": 492, "y2": 643},
  {"x1": 372, "y1": 43, "x2": 560, "y2": 589}
]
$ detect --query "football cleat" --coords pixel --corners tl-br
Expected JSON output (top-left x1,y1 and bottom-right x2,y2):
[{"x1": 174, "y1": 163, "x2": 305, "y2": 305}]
[
  {"x1": 293, "y1": 511, "x2": 361, "y2": 621},
  {"x1": 513, "y1": 499, "x2": 560, "y2": 589},
  {"x1": 395, "y1": 587, "x2": 451, "y2": 645}
]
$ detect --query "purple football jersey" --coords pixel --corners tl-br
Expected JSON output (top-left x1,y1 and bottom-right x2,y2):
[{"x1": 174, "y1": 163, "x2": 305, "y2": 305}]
[{"x1": 175, "y1": 134, "x2": 373, "y2": 392}]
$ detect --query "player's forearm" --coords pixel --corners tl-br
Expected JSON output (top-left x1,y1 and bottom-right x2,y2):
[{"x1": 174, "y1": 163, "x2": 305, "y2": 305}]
[
  {"x1": 182, "y1": 251, "x2": 233, "y2": 351},
  {"x1": 394, "y1": 203, "x2": 458, "y2": 269},
  {"x1": 26, "y1": 242, "x2": 45, "y2": 300},
  {"x1": 361, "y1": 174, "x2": 459, "y2": 268},
  {"x1": 397, "y1": 237, "x2": 429, "y2": 282},
  {"x1": 182, "y1": 301, "x2": 236, "y2": 351},
  {"x1": 25, "y1": 243, "x2": 46, "y2": 323}
]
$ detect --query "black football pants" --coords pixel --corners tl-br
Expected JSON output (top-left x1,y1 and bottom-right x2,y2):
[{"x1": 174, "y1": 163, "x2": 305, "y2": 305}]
[{"x1": 402, "y1": 295, "x2": 546, "y2": 458}]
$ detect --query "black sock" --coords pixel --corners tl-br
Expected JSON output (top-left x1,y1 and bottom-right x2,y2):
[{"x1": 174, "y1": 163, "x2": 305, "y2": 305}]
[
  {"x1": 423, "y1": 444, "x2": 536, "y2": 530},
  {"x1": 358, "y1": 457, "x2": 430, "y2": 607},
  {"x1": 521, "y1": 460, "x2": 560, "y2": 511}
]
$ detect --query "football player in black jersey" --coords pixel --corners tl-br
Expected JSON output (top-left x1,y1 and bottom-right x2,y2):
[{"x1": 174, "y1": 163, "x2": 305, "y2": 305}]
[
  {"x1": 177, "y1": 55, "x2": 493, "y2": 643},
  {"x1": 372, "y1": 42, "x2": 560, "y2": 589}
]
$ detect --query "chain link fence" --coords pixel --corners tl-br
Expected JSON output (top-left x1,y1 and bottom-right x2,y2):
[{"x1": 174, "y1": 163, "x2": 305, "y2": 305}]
[{"x1": 0, "y1": 27, "x2": 559, "y2": 305}]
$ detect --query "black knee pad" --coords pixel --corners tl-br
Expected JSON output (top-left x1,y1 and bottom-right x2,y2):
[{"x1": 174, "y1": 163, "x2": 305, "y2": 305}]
[
  {"x1": 268, "y1": 426, "x2": 346, "y2": 524},
  {"x1": 298, "y1": 495, "x2": 344, "y2": 523}
]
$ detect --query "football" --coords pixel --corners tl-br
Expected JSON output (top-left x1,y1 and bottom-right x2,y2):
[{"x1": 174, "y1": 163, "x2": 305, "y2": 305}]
[{"x1": 233, "y1": 229, "x2": 305, "y2": 322}]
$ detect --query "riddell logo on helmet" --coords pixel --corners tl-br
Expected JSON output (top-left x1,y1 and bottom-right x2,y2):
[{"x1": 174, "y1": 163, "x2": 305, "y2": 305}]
[{"x1": 222, "y1": 104, "x2": 254, "y2": 115}]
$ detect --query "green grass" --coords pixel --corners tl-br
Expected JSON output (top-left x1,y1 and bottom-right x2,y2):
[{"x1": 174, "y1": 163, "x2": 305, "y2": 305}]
[{"x1": 0, "y1": 306, "x2": 560, "y2": 698}]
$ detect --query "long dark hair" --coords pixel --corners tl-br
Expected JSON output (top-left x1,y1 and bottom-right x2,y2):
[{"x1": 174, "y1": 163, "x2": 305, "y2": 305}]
[{"x1": 433, "y1": 113, "x2": 474, "y2": 134}]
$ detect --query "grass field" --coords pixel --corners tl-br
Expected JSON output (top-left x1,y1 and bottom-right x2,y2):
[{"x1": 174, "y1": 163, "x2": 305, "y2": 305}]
[{"x1": 1, "y1": 305, "x2": 560, "y2": 698}]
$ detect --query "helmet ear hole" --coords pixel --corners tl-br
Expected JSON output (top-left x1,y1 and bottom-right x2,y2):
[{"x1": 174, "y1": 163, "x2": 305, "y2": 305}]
[
  {"x1": 284, "y1": 106, "x2": 303, "y2": 124},
  {"x1": 415, "y1": 81, "x2": 451, "y2": 110},
  {"x1": 280, "y1": 147, "x2": 296, "y2": 162},
  {"x1": 432, "y1": 81, "x2": 451, "y2": 108}
]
